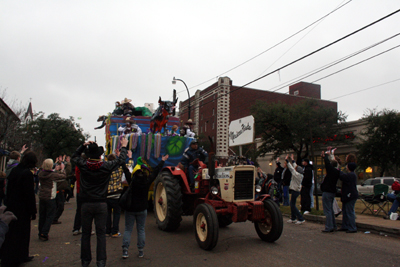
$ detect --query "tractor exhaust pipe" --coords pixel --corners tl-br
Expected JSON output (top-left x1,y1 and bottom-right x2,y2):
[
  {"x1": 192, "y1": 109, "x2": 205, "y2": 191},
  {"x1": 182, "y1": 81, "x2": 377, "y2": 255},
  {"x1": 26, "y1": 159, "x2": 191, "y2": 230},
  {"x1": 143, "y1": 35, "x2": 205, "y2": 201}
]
[{"x1": 207, "y1": 136, "x2": 217, "y2": 187}]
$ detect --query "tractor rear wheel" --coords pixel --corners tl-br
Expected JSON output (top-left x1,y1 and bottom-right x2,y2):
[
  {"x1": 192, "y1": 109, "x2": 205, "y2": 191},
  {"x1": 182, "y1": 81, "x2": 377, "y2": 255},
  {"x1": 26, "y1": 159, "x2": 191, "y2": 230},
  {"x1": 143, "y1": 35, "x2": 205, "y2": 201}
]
[
  {"x1": 154, "y1": 171, "x2": 183, "y2": 231},
  {"x1": 194, "y1": 203, "x2": 219, "y2": 250},
  {"x1": 254, "y1": 198, "x2": 283, "y2": 242}
]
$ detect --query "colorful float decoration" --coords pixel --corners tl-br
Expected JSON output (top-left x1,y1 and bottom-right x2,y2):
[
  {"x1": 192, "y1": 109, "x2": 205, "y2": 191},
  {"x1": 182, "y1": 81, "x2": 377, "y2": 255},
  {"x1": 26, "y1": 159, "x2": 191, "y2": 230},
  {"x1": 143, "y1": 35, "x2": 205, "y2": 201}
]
[{"x1": 95, "y1": 92, "x2": 194, "y2": 168}]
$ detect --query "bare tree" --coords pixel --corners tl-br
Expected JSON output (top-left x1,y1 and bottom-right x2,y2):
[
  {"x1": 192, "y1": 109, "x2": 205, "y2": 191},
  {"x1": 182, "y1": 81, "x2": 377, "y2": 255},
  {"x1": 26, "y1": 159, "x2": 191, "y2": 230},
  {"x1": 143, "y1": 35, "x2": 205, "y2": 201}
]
[{"x1": 0, "y1": 87, "x2": 30, "y2": 152}]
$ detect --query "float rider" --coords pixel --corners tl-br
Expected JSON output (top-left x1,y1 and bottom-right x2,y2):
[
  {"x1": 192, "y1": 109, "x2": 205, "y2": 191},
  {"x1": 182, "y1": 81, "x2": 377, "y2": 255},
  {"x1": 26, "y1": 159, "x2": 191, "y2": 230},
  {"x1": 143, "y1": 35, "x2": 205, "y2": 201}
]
[{"x1": 179, "y1": 140, "x2": 208, "y2": 188}]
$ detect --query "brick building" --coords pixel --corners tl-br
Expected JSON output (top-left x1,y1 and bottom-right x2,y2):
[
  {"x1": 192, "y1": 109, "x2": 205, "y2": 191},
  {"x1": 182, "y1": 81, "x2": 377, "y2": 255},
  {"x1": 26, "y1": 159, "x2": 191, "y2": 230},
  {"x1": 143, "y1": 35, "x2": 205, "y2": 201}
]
[{"x1": 178, "y1": 77, "x2": 337, "y2": 162}]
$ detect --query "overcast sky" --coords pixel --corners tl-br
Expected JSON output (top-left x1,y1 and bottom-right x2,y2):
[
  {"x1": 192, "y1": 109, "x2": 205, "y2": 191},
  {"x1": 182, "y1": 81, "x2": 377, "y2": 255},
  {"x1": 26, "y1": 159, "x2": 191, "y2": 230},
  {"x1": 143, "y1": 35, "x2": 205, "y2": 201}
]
[{"x1": 1, "y1": 0, "x2": 400, "y2": 147}]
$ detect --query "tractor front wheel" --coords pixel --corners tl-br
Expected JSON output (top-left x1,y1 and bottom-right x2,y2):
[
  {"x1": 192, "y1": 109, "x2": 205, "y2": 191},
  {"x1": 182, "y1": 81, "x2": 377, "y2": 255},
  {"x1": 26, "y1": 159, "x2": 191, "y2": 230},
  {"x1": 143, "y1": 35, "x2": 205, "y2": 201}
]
[
  {"x1": 194, "y1": 203, "x2": 219, "y2": 250},
  {"x1": 254, "y1": 198, "x2": 283, "y2": 242}
]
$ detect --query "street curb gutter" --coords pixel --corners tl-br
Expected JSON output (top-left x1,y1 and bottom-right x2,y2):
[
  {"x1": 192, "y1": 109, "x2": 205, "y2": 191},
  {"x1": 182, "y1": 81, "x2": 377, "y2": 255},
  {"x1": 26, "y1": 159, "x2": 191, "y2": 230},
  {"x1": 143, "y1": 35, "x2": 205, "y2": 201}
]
[{"x1": 283, "y1": 213, "x2": 400, "y2": 237}]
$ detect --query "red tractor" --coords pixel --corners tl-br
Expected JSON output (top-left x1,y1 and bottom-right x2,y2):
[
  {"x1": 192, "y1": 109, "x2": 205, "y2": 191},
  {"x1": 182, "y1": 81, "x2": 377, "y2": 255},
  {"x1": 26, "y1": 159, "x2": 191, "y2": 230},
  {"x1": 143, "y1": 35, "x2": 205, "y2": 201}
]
[{"x1": 153, "y1": 152, "x2": 283, "y2": 250}]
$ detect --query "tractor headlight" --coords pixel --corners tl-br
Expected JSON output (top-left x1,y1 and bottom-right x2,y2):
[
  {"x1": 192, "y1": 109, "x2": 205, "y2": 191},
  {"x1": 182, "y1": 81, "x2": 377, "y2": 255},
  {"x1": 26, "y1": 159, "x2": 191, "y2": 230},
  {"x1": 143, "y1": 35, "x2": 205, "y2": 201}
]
[
  {"x1": 211, "y1": 186, "x2": 219, "y2": 195},
  {"x1": 255, "y1": 185, "x2": 262, "y2": 193}
]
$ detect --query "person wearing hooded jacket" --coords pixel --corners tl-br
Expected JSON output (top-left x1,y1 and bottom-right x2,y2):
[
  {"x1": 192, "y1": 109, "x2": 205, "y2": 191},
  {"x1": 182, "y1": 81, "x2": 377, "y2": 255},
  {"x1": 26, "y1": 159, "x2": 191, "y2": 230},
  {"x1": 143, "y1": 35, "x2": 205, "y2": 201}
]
[
  {"x1": 120, "y1": 154, "x2": 169, "y2": 259},
  {"x1": 72, "y1": 138, "x2": 128, "y2": 267},
  {"x1": 285, "y1": 154, "x2": 305, "y2": 225}
]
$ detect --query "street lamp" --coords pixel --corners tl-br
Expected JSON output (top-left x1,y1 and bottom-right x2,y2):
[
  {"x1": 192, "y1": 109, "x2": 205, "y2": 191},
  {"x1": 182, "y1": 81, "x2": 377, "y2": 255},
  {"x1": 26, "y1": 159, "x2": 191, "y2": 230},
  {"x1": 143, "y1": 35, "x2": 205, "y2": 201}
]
[{"x1": 172, "y1": 77, "x2": 191, "y2": 119}]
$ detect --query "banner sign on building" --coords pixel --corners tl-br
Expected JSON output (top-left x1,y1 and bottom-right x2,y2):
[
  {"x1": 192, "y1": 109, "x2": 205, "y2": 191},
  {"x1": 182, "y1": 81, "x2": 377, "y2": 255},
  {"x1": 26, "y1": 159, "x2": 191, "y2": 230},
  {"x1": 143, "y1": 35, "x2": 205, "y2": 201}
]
[{"x1": 229, "y1": 115, "x2": 254, "y2": 147}]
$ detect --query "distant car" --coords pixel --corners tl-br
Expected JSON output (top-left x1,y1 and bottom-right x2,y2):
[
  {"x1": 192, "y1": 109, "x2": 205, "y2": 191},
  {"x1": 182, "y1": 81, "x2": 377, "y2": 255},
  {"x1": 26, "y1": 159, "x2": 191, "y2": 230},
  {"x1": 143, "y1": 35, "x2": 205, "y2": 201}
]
[{"x1": 356, "y1": 177, "x2": 399, "y2": 195}]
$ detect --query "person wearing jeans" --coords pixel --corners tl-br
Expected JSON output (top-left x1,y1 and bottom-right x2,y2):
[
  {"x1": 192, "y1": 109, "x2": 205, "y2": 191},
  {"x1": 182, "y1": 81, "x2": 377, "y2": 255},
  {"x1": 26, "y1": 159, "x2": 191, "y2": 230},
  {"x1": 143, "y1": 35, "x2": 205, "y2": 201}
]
[
  {"x1": 321, "y1": 151, "x2": 340, "y2": 232},
  {"x1": 121, "y1": 155, "x2": 168, "y2": 259},
  {"x1": 341, "y1": 198, "x2": 357, "y2": 231},
  {"x1": 285, "y1": 155, "x2": 305, "y2": 225},
  {"x1": 122, "y1": 210, "x2": 147, "y2": 255},
  {"x1": 72, "y1": 138, "x2": 128, "y2": 267},
  {"x1": 384, "y1": 193, "x2": 400, "y2": 219},
  {"x1": 338, "y1": 156, "x2": 358, "y2": 233},
  {"x1": 322, "y1": 192, "x2": 337, "y2": 231}
]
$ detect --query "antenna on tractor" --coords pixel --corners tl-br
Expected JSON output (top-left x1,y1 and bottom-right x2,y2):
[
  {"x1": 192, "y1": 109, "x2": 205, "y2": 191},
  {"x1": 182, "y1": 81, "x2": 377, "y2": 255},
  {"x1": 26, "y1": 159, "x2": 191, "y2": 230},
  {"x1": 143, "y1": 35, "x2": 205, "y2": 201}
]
[{"x1": 208, "y1": 136, "x2": 216, "y2": 187}]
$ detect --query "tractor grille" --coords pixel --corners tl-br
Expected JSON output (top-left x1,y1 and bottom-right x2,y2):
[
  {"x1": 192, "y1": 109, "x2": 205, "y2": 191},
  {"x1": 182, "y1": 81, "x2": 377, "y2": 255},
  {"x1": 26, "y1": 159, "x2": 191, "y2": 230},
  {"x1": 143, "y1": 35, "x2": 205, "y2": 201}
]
[{"x1": 234, "y1": 170, "x2": 254, "y2": 200}]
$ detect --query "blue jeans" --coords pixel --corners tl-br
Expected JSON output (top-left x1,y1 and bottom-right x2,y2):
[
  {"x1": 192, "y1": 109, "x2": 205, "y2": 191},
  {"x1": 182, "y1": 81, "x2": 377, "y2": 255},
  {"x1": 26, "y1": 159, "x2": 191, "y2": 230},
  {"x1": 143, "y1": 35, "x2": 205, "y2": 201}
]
[
  {"x1": 341, "y1": 199, "x2": 357, "y2": 231},
  {"x1": 322, "y1": 192, "x2": 336, "y2": 231},
  {"x1": 81, "y1": 202, "x2": 107, "y2": 263},
  {"x1": 387, "y1": 193, "x2": 400, "y2": 215},
  {"x1": 290, "y1": 191, "x2": 304, "y2": 221},
  {"x1": 188, "y1": 165, "x2": 197, "y2": 185},
  {"x1": 283, "y1": 186, "x2": 289, "y2": 206},
  {"x1": 122, "y1": 210, "x2": 147, "y2": 251}
]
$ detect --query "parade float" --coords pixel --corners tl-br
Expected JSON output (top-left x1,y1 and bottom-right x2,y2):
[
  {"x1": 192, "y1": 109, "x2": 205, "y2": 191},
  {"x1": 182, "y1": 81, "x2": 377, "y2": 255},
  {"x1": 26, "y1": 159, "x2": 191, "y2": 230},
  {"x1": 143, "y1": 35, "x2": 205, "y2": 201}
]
[{"x1": 96, "y1": 93, "x2": 194, "y2": 168}]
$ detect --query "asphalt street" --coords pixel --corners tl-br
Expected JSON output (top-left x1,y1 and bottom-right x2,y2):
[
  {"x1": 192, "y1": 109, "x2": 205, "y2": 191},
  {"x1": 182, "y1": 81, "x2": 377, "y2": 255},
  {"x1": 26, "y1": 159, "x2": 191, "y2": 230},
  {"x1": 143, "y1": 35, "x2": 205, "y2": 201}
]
[{"x1": 20, "y1": 197, "x2": 399, "y2": 267}]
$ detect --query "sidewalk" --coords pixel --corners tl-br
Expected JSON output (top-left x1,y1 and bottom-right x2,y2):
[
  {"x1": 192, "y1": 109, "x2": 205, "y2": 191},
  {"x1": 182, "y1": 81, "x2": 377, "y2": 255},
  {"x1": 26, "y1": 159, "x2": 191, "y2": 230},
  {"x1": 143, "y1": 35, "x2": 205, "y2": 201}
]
[{"x1": 289, "y1": 212, "x2": 400, "y2": 237}]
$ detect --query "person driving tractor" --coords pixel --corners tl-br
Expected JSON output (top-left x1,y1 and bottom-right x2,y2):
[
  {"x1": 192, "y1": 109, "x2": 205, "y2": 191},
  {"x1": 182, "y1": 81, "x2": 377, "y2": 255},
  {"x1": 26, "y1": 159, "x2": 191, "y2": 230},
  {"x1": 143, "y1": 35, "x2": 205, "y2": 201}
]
[{"x1": 179, "y1": 140, "x2": 208, "y2": 187}]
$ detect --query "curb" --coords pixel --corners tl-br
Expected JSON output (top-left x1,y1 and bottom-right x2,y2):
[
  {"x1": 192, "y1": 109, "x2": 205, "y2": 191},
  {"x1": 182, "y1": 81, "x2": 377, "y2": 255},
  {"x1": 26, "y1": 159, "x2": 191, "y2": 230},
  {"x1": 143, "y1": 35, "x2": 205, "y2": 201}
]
[{"x1": 283, "y1": 213, "x2": 400, "y2": 237}]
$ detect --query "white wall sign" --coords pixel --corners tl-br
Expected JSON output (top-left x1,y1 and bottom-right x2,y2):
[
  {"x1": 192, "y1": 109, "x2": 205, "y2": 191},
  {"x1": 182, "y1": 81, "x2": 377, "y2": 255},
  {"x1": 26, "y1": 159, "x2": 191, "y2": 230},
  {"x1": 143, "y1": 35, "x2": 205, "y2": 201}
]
[{"x1": 229, "y1": 115, "x2": 254, "y2": 147}]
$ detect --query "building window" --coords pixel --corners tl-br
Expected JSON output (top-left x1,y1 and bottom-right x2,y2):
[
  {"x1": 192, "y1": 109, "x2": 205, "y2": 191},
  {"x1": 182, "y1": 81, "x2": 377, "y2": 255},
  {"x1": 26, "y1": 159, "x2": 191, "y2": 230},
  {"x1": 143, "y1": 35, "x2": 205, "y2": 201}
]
[
  {"x1": 212, "y1": 122, "x2": 215, "y2": 129},
  {"x1": 212, "y1": 108, "x2": 214, "y2": 115},
  {"x1": 201, "y1": 126, "x2": 203, "y2": 133}
]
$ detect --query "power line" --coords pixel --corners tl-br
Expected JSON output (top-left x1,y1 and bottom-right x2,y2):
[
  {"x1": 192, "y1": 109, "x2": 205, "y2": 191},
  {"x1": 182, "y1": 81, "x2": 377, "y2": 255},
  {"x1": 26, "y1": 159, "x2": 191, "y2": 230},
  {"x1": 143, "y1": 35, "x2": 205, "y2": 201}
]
[
  {"x1": 196, "y1": 42, "x2": 400, "y2": 122},
  {"x1": 256, "y1": 0, "x2": 351, "y2": 78},
  {"x1": 175, "y1": 0, "x2": 353, "y2": 95},
  {"x1": 329, "y1": 78, "x2": 400, "y2": 100},
  {"x1": 311, "y1": 44, "x2": 400, "y2": 83},
  {"x1": 268, "y1": 33, "x2": 400, "y2": 93},
  {"x1": 177, "y1": 8, "x2": 400, "y2": 116}
]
